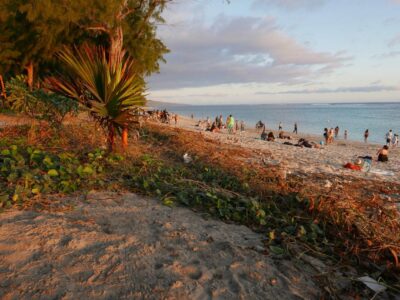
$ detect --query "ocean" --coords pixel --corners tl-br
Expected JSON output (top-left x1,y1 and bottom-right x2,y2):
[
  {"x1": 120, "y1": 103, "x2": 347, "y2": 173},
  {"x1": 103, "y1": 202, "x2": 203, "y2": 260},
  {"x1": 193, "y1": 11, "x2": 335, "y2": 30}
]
[{"x1": 151, "y1": 102, "x2": 400, "y2": 144}]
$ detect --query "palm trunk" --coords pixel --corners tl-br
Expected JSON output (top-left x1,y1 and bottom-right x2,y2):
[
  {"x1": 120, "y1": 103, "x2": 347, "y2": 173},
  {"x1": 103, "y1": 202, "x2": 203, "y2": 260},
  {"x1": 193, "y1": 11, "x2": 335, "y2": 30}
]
[
  {"x1": 107, "y1": 124, "x2": 115, "y2": 152},
  {"x1": 122, "y1": 126, "x2": 128, "y2": 149},
  {"x1": 25, "y1": 61, "x2": 34, "y2": 91}
]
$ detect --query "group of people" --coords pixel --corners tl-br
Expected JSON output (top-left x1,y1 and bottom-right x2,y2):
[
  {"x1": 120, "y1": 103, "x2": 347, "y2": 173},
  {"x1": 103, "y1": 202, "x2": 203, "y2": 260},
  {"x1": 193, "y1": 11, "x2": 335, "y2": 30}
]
[
  {"x1": 206, "y1": 115, "x2": 246, "y2": 134},
  {"x1": 256, "y1": 121, "x2": 298, "y2": 134},
  {"x1": 148, "y1": 109, "x2": 179, "y2": 125},
  {"x1": 323, "y1": 126, "x2": 344, "y2": 144}
]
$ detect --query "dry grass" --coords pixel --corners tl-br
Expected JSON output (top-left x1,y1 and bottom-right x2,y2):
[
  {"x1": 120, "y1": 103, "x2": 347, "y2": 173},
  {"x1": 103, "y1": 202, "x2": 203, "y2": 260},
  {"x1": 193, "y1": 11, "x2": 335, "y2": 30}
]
[{"x1": 143, "y1": 122, "x2": 400, "y2": 270}]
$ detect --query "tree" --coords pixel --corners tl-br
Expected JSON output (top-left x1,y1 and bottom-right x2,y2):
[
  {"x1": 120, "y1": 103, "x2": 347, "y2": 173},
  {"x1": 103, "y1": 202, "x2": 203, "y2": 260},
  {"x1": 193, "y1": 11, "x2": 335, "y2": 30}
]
[
  {"x1": 0, "y1": 0, "x2": 170, "y2": 86},
  {"x1": 47, "y1": 45, "x2": 145, "y2": 151}
]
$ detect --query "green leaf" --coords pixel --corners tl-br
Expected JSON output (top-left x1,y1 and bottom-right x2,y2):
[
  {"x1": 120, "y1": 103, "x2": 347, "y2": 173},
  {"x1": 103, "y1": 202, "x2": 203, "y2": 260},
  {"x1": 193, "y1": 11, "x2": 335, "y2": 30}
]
[
  {"x1": 48, "y1": 169, "x2": 59, "y2": 177},
  {"x1": 269, "y1": 246, "x2": 285, "y2": 255},
  {"x1": 1, "y1": 149, "x2": 11, "y2": 156},
  {"x1": 82, "y1": 166, "x2": 94, "y2": 175}
]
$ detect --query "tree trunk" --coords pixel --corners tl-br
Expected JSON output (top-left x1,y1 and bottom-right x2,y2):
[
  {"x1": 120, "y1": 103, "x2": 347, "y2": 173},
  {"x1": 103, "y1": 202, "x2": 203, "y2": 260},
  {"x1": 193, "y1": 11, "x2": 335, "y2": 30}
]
[
  {"x1": 0, "y1": 75, "x2": 6, "y2": 107},
  {"x1": 109, "y1": 26, "x2": 124, "y2": 66},
  {"x1": 107, "y1": 124, "x2": 115, "y2": 152},
  {"x1": 25, "y1": 61, "x2": 34, "y2": 91},
  {"x1": 122, "y1": 126, "x2": 128, "y2": 149}
]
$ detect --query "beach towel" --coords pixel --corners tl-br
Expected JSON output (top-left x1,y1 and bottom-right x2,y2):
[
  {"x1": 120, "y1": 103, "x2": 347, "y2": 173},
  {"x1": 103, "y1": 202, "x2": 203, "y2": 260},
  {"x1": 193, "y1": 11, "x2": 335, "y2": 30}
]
[{"x1": 344, "y1": 163, "x2": 362, "y2": 171}]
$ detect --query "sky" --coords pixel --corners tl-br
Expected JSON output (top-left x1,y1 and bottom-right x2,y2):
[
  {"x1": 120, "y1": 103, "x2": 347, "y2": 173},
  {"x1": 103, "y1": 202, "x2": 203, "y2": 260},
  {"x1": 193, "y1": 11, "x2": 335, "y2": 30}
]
[{"x1": 147, "y1": 0, "x2": 400, "y2": 105}]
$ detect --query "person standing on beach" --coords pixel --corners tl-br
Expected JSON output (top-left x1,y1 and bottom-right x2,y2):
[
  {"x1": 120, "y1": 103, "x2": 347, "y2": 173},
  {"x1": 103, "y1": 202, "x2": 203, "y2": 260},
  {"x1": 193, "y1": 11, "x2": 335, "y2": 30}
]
[
  {"x1": 323, "y1": 128, "x2": 329, "y2": 145},
  {"x1": 344, "y1": 130, "x2": 348, "y2": 140},
  {"x1": 227, "y1": 114, "x2": 235, "y2": 134},
  {"x1": 393, "y1": 134, "x2": 399, "y2": 147},
  {"x1": 386, "y1": 129, "x2": 393, "y2": 146},
  {"x1": 240, "y1": 120, "x2": 245, "y2": 132},
  {"x1": 278, "y1": 122, "x2": 282, "y2": 131},
  {"x1": 334, "y1": 126, "x2": 339, "y2": 138},
  {"x1": 219, "y1": 115, "x2": 224, "y2": 129},
  {"x1": 174, "y1": 114, "x2": 178, "y2": 125},
  {"x1": 293, "y1": 122, "x2": 298, "y2": 134},
  {"x1": 364, "y1": 129, "x2": 369, "y2": 143}
]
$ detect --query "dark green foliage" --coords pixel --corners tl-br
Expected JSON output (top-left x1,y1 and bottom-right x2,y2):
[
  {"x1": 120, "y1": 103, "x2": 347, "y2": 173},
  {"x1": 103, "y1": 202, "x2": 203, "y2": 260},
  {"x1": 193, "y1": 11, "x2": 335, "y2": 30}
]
[
  {"x1": 0, "y1": 0, "x2": 170, "y2": 79},
  {"x1": 0, "y1": 145, "x2": 123, "y2": 208},
  {"x1": 6, "y1": 75, "x2": 78, "y2": 127}
]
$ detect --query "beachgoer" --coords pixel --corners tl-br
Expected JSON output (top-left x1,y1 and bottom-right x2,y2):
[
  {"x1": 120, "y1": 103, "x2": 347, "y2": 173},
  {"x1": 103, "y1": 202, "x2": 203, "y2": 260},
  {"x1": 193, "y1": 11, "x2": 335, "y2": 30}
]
[
  {"x1": 344, "y1": 130, "x2": 348, "y2": 140},
  {"x1": 278, "y1": 122, "x2": 282, "y2": 131},
  {"x1": 323, "y1": 128, "x2": 329, "y2": 145},
  {"x1": 240, "y1": 120, "x2": 245, "y2": 132},
  {"x1": 364, "y1": 129, "x2": 369, "y2": 143},
  {"x1": 328, "y1": 128, "x2": 334, "y2": 144},
  {"x1": 227, "y1": 114, "x2": 235, "y2": 134},
  {"x1": 209, "y1": 121, "x2": 219, "y2": 133},
  {"x1": 393, "y1": 134, "x2": 399, "y2": 147},
  {"x1": 219, "y1": 115, "x2": 223, "y2": 129},
  {"x1": 334, "y1": 126, "x2": 339, "y2": 138},
  {"x1": 174, "y1": 114, "x2": 178, "y2": 125},
  {"x1": 386, "y1": 129, "x2": 393, "y2": 146},
  {"x1": 293, "y1": 122, "x2": 298, "y2": 134},
  {"x1": 191, "y1": 114, "x2": 194, "y2": 119},
  {"x1": 261, "y1": 125, "x2": 267, "y2": 140},
  {"x1": 267, "y1": 132, "x2": 275, "y2": 142},
  {"x1": 377, "y1": 145, "x2": 389, "y2": 162},
  {"x1": 235, "y1": 120, "x2": 239, "y2": 132}
]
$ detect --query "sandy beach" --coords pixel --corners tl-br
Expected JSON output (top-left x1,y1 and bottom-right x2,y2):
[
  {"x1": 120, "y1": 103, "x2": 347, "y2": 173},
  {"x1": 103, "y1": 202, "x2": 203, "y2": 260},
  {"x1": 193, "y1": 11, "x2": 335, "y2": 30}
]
[
  {"x1": 0, "y1": 192, "x2": 325, "y2": 299},
  {"x1": 173, "y1": 116, "x2": 400, "y2": 184}
]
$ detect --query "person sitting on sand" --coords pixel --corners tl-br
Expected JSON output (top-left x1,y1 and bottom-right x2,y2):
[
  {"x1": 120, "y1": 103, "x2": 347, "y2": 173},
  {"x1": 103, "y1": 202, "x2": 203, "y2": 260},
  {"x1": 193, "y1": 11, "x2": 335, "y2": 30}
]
[
  {"x1": 279, "y1": 131, "x2": 291, "y2": 140},
  {"x1": 377, "y1": 145, "x2": 389, "y2": 162},
  {"x1": 267, "y1": 131, "x2": 275, "y2": 142},
  {"x1": 208, "y1": 121, "x2": 219, "y2": 133}
]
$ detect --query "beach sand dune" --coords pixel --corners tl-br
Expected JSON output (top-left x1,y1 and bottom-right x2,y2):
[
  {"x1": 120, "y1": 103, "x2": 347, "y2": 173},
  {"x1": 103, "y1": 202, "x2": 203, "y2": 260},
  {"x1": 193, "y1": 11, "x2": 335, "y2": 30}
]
[{"x1": 0, "y1": 192, "x2": 322, "y2": 299}]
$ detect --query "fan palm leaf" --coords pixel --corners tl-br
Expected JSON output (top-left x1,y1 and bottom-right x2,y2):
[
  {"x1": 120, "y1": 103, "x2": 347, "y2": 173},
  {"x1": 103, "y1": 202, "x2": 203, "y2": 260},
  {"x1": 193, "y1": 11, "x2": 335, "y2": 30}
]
[{"x1": 47, "y1": 45, "x2": 145, "y2": 151}]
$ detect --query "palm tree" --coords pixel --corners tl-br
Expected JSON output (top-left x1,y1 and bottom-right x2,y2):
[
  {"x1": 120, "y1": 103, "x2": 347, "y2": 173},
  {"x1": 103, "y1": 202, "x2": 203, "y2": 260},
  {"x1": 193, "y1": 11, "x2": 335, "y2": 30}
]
[{"x1": 47, "y1": 45, "x2": 145, "y2": 151}]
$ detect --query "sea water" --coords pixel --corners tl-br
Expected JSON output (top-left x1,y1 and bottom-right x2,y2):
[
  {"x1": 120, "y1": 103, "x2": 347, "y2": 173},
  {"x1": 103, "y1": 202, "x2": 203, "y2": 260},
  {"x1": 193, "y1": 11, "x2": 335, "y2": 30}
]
[{"x1": 152, "y1": 102, "x2": 400, "y2": 144}]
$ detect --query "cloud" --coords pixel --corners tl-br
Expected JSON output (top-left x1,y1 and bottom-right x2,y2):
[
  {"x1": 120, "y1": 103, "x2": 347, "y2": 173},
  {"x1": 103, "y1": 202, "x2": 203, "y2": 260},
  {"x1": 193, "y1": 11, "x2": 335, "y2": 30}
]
[
  {"x1": 388, "y1": 33, "x2": 400, "y2": 47},
  {"x1": 149, "y1": 15, "x2": 349, "y2": 90},
  {"x1": 252, "y1": 0, "x2": 326, "y2": 10},
  {"x1": 256, "y1": 84, "x2": 398, "y2": 95},
  {"x1": 374, "y1": 51, "x2": 400, "y2": 59}
]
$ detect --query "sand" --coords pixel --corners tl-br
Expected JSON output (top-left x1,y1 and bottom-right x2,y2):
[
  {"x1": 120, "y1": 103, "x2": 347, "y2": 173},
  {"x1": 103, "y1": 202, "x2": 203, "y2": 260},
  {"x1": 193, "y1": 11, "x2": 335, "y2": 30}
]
[
  {"x1": 174, "y1": 116, "x2": 400, "y2": 184},
  {"x1": 0, "y1": 192, "x2": 325, "y2": 299}
]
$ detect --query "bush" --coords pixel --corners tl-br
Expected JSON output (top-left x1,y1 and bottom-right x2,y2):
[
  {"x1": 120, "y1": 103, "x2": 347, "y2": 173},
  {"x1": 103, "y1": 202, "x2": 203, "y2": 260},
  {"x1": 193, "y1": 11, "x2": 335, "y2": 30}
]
[{"x1": 5, "y1": 75, "x2": 78, "y2": 127}]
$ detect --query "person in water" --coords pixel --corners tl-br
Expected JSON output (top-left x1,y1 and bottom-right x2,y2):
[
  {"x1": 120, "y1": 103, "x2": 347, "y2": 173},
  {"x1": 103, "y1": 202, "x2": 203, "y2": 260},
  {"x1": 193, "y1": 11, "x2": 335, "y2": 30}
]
[
  {"x1": 364, "y1": 129, "x2": 369, "y2": 143},
  {"x1": 377, "y1": 145, "x2": 389, "y2": 162},
  {"x1": 293, "y1": 122, "x2": 298, "y2": 134}
]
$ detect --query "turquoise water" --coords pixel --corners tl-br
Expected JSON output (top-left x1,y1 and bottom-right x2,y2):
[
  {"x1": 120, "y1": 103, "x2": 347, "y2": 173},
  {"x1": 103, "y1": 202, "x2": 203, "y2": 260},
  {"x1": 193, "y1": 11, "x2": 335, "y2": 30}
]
[{"x1": 152, "y1": 102, "x2": 400, "y2": 144}]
